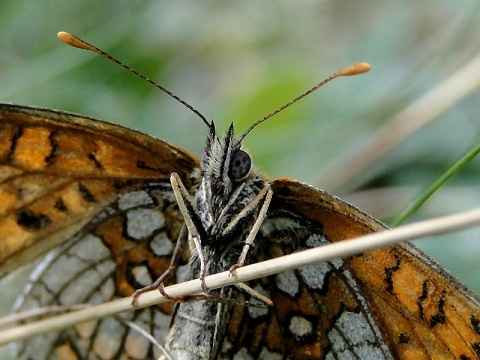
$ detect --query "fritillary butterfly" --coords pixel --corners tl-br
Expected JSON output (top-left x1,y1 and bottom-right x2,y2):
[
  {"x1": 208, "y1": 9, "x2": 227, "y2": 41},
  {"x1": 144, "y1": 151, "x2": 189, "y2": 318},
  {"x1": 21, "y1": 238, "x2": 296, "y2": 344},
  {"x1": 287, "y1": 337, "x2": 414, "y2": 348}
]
[{"x1": 0, "y1": 33, "x2": 480, "y2": 360}]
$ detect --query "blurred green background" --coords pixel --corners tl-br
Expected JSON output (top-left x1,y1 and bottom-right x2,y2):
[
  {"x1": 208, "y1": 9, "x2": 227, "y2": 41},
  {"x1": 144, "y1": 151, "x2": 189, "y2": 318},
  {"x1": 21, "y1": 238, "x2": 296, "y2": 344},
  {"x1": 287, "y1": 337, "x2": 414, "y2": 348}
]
[{"x1": 1, "y1": 0, "x2": 480, "y2": 355}]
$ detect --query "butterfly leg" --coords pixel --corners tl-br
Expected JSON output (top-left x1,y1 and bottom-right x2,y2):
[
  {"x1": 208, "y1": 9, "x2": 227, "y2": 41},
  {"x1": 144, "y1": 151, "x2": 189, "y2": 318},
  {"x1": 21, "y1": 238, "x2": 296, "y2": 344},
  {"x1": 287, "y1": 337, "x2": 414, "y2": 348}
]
[
  {"x1": 170, "y1": 173, "x2": 209, "y2": 293},
  {"x1": 229, "y1": 187, "x2": 273, "y2": 275},
  {"x1": 171, "y1": 174, "x2": 271, "y2": 307},
  {"x1": 170, "y1": 174, "x2": 273, "y2": 307},
  {"x1": 133, "y1": 173, "x2": 209, "y2": 305},
  {"x1": 225, "y1": 187, "x2": 274, "y2": 307},
  {"x1": 131, "y1": 225, "x2": 189, "y2": 305}
]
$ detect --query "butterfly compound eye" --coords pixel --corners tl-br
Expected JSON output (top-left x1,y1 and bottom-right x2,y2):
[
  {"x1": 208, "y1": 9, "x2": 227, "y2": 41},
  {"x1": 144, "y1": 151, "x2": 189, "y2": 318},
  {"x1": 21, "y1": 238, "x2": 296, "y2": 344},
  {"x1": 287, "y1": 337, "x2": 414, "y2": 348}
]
[{"x1": 229, "y1": 150, "x2": 251, "y2": 180}]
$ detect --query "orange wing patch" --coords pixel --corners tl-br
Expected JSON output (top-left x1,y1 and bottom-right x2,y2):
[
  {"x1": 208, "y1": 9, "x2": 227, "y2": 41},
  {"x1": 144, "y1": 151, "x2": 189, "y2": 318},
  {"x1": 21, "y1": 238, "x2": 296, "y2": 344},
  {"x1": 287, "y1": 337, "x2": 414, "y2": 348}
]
[{"x1": 0, "y1": 104, "x2": 198, "y2": 278}]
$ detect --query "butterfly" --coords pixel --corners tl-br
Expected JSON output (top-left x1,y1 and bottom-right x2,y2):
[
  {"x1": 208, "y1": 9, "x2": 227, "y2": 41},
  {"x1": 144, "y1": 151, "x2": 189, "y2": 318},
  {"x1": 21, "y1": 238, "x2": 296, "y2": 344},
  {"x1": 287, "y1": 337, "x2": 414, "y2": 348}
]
[{"x1": 1, "y1": 33, "x2": 480, "y2": 360}]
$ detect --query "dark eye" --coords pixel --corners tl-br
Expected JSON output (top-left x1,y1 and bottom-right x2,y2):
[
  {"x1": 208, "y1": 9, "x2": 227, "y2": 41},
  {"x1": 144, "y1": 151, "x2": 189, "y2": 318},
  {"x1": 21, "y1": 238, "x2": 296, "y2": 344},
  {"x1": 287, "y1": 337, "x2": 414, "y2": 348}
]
[{"x1": 229, "y1": 150, "x2": 251, "y2": 180}]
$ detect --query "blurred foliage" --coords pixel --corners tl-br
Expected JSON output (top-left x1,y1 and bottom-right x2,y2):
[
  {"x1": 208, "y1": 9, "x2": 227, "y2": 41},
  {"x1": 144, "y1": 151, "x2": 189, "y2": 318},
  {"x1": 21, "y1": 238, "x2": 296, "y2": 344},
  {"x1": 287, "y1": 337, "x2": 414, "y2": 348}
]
[{"x1": 1, "y1": 1, "x2": 480, "y2": 356}]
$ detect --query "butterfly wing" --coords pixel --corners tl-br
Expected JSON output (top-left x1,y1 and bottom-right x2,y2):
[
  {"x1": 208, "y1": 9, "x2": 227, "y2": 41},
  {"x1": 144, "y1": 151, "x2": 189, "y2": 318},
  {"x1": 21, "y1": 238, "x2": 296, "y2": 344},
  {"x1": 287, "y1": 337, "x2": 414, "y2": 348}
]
[
  {"x1": 0, "y1": 103, "x2": 198, "y2": 278},
  {"x1": 14, "y1": 183, "x2": 187, "y2": 359},
  {"x1": 3, "y1": 104, "x2": 480, "y2": 359},
  {"x1": 273, "y1": 179, "x2": 480, "y2": 359},
  {"x1": 0, "y1": 104, "x2": 199, "y2": 358},
  {"x1": 223, "y1": 178, "x2": 480, "y2": 359}
]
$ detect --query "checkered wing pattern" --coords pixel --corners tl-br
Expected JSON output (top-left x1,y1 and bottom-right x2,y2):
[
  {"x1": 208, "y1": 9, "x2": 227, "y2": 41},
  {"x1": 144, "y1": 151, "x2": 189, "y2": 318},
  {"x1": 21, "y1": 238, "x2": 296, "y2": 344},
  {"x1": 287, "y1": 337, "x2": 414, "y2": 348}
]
[
  {"x1": 13, "y1": 184, "x2": 184, "y2": 359},
  {"x1": 0, "y1": 104, "x2": 197, "y2": 359},
  {"x1": 2, "y1": 104, "x2": 480, "y2": 360},
  {"x1": 252, "y1": 179, "x2": 480, "y2": 359},
  {"x1": 220, "y1": 207, "x2": 394, "y2": 359}
]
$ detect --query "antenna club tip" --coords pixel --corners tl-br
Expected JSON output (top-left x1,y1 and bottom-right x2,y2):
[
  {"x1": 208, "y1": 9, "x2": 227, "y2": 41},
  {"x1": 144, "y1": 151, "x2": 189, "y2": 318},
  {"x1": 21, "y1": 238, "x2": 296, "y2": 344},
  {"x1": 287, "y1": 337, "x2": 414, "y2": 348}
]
[
  {"x1": 335, "y1": 62, "x2": 371, "y2": 77},
  {"x1": 57, "y1": 31, "x2": 96, "y2": 52},
  {"x1": 57, "y1": 31, "x2": 73, "y2": 43}
]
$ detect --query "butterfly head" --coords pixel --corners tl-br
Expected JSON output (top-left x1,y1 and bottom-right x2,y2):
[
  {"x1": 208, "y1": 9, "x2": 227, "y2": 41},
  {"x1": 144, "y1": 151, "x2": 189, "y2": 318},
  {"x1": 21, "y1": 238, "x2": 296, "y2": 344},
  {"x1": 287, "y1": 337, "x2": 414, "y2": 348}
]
[
  {"x1": 197, "y1": 122, "x2": 263, "y2": 235},
  {"x1": 201, "y1": 122, "x2": 252, "y2": 190}
]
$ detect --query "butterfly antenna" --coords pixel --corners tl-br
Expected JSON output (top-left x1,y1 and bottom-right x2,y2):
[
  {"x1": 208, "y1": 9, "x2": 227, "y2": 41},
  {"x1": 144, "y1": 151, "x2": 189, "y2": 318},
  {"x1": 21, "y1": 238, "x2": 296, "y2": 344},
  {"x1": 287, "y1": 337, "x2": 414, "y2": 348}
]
[
  {"x1": 237, "y1": 62, "x2": 371, "y2": 143},
  {"x1": 57, "y1": 31, "x2": 210, "y2": 127}
]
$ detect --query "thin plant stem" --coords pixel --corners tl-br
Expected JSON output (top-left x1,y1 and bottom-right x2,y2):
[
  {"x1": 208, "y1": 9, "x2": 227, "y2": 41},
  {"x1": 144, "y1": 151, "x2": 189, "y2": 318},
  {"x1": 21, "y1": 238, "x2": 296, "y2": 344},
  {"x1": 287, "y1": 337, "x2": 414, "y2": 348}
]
[{"x1": 391, "y1": 144, "x2": 480, "y2": 226}]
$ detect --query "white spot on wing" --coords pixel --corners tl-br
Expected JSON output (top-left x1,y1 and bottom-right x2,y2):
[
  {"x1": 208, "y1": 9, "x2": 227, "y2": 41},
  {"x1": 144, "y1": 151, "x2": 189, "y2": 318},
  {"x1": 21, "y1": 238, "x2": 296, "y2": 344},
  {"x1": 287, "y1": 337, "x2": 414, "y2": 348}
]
[
  {"x1": 331, "y1": 257, "x2": 344, "y2": 269},
  {"x1": 132, "y1": 265, "x2": 153, "y2": 287},
  {"x1": 327, "y1": 311, "x2": 391, "y2": 359},
  {"x1": 59, "y1": 260, "x2": 116, "y2": 304},
  {"x1": 125, "y1": 332, "x2": 149, "y2": 359},
  {"x1": 118, "y1": 190, "x2": 153, "y2": 210},
  {"x1": 289, "y1": 315, "x2": 313, "y2": 338},
  {"x1": 328, "y1": 328, "x2": 346, "y2": 351},
  {"x1": 72, "y1": 234, "x2": 110, "y2": 262},
  {"x1": 150, "y1": 232, "x2": 174, "y2": 256},
  {"x1": 93, "y1": 318, "x2": 122, "y2": 358},
  {"x1": 299, "y1": 262, "x2": 332, "y2": 290},
  {"x1": 126, "y1": 208, "x2": 164, "y2": 239},
  {"x1": 336, "y1": 311, "x2": 375, "y2": 345},
  {"x1": 19, "y1": 332, "x2": 55, "y2": 359},
  {"x1": 88, "y1": 278, "x2": 115, "y2": 305},
  {"x1": 305, "y1": 233, "x2": 328, "y2": 248},
  {"x1": 258, "y1": 348, "x2": 283, "y2": 359},
  {"x1": 42, "y1": 254, "x2": 89, "y2": 293},
  {"x1": 76, "y1": 321, "x2": 96, "y2": 339},
  {"x1": 124, "y1": 310, "x2": 151, "y2": 359},
  {"x1": 220, "y1": 338, "x2": 233, "y2": 355},
  {"x1": 233, "y1": 347, "x2": 254, "y2": 360},
  {"x1": 275, "y1": 270, "x2": 299, "y2": 297},
  {"x1": 356, "y1": 345, "x2": 389, "y2": 359}
]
